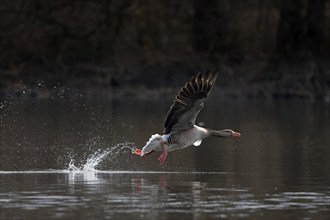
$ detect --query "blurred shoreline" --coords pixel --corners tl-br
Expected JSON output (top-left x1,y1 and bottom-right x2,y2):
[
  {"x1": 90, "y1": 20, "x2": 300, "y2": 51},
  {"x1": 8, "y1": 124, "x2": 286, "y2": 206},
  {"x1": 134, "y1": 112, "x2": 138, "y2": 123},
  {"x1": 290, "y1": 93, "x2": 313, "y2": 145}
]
[{"x1": 1, "y1": 62, "x2": 329, "y2": 101}]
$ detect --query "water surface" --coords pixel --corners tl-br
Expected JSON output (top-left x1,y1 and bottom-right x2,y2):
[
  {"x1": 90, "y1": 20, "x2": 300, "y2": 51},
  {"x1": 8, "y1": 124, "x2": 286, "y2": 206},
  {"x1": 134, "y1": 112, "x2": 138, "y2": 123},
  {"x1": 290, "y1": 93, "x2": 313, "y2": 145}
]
[{"x1": 0, "y1": 96, "x2": 329, "y2": 219}]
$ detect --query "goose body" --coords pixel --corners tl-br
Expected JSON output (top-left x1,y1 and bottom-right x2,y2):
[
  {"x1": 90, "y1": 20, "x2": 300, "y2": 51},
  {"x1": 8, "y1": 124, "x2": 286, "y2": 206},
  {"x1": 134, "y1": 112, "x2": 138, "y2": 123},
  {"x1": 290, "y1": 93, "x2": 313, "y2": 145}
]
[
  {"x1": 133, "y1": 70, "x2": 241, "y2": 165},
  {"x1": 141, "y1": 125, "x2": 208, "y2": 154}
]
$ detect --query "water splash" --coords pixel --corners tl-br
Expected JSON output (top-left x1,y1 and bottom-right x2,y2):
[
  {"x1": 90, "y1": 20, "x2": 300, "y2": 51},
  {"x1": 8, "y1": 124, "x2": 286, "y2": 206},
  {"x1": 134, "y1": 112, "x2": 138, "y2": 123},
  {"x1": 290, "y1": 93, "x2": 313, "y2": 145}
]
[{"x1": 67, "y1": 142, "x2": 136, "y2": 171}]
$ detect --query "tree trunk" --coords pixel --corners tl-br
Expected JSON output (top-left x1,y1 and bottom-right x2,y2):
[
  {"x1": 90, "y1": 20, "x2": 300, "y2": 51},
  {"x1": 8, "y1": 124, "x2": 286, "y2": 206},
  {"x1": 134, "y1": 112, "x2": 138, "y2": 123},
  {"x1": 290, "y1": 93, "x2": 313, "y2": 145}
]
[
  {"x1": 193, "y1": 0, "x2": 230, "y2": 63},
  {"x1": 275, "y1": 0, "x2": 326, "y2": 63},
  {"x1": 275, "y1": 0, "x2": 304, "y2": 63},
  {"x1": 304, "y1": 0, "x2": 326, "y2": 58},
  {"x1": 258, "y1": 0, "x2": 329, "y2": 99}
]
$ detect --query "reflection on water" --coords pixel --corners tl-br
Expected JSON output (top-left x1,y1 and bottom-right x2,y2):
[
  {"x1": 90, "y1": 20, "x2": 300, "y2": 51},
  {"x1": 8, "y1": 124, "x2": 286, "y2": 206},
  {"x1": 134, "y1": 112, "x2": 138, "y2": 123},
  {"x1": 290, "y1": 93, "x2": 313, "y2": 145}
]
[
  {"x1": 0, "y1": 96, "x2": 330, "y2": 219},
  {"x1": 0, "y1": 171, "x2": 329, "y2": 220}
]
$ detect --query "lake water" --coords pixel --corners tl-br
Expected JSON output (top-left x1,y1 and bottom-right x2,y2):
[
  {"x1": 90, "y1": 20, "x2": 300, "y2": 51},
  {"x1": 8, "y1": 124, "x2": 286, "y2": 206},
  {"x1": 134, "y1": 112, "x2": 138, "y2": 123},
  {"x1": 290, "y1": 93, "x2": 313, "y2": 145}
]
[{"x1": 0, "y1": 94, "x2": 329, "y2": 220}]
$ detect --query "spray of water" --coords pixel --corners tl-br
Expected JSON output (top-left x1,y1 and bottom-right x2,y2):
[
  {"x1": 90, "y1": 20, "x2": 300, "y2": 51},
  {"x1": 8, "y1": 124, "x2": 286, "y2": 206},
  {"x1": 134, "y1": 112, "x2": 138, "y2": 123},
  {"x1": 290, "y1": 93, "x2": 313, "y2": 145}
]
[{"x1": 66, "y1": 142, "x2": 136, "y2": 171}]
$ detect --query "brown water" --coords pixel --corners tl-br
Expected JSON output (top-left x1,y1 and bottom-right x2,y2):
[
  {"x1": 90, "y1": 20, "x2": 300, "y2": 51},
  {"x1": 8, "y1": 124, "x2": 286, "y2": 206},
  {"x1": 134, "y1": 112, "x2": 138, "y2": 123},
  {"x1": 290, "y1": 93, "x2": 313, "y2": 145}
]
[{"x1": 0, "y1": 95, "x2": 329, "y2": 219}]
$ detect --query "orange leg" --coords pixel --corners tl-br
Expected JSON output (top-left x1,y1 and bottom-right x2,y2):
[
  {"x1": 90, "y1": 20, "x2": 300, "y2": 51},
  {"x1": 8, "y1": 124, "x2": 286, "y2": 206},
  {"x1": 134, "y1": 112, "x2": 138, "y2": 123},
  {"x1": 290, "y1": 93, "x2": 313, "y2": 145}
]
[
  {"x1": 133, "y1": 149, "x2": 142, "y2": 156},
  {"x1": 133, "y1": 149, "x2": 154, "y2": 156},
  {"x1": 158, "y1": 141, "x2": 168, "y2": 165}
]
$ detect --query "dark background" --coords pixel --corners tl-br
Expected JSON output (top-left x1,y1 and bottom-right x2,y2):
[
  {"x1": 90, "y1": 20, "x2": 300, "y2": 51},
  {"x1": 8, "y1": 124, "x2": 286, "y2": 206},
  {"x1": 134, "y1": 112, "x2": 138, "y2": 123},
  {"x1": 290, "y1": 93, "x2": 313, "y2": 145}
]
[{"x1": 0, "y1": 0, "x2": 329, "y2": 100}]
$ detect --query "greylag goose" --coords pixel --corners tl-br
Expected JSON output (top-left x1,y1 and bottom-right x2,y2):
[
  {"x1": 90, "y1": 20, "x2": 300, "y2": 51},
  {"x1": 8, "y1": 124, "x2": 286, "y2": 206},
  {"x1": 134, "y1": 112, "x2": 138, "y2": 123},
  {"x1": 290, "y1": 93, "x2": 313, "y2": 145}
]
[{"x1": 133, "y1": 70, "x2": 241, "y2": 165}]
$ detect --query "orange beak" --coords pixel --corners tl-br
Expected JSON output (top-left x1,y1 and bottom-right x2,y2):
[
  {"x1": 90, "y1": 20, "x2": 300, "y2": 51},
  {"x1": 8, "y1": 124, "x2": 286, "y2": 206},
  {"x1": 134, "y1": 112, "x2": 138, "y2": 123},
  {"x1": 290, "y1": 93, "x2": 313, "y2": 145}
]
[{"x1": 232, "y1": 131, "x2": 241, "y2": 137}]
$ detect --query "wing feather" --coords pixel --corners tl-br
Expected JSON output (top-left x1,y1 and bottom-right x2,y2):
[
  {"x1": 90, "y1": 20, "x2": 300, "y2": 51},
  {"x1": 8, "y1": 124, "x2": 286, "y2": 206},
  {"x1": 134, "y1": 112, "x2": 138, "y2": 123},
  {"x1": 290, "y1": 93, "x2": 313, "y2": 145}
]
[{"x1": 164, "y1": 70, "x2": 218, "y2": 134}]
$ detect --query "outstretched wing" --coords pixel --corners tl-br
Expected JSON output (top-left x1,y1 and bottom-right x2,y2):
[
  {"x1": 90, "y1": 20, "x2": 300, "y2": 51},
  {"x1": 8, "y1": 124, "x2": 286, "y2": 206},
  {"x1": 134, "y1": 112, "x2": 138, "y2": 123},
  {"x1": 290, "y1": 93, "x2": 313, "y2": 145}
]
[{"x1": 164, "y1": 70, "x2": 218, "y2": 134}]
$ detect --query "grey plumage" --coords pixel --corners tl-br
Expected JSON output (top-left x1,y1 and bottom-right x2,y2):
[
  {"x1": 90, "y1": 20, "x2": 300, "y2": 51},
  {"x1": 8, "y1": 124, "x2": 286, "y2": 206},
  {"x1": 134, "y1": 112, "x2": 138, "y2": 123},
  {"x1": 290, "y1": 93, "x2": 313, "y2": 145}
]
[{"x1": 136, "y1": 69, "x2": 240, "y2": 165}]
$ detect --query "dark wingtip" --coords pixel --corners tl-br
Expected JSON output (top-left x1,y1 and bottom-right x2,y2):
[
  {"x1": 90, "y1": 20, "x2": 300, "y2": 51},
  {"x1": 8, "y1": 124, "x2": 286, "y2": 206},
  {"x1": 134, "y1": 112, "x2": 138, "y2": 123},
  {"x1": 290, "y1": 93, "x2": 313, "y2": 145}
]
[{"x1": 195, "y1": 69, "x2": 218, "y2": 94}]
